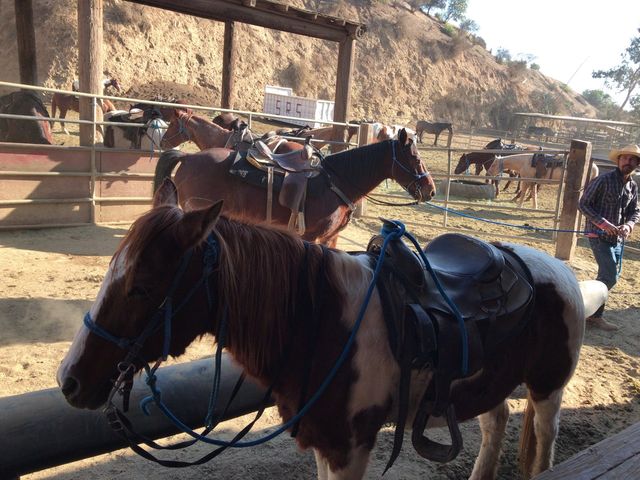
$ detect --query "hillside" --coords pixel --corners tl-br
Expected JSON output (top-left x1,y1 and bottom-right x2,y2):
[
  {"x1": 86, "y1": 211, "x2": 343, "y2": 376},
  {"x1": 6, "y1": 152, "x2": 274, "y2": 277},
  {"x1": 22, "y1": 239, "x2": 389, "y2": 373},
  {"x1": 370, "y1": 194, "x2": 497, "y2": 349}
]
[{"x1": 0, "y1": 0, "x2": 599, "y2": 129}]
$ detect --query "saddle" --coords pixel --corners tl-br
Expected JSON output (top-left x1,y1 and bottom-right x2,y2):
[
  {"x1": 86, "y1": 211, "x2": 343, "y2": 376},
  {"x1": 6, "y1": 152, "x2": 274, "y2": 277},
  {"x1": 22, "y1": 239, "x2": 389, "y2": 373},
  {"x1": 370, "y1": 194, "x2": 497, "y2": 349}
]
[
  {"x1": 532, "y1": 153, "x2": 564, "y2": 178},
  {"x1": 366, "y1": 226, "x2": 534, "y2": 469},
  {"x1": 231, "y1": 139, "x2": 322, "y2": 234}
]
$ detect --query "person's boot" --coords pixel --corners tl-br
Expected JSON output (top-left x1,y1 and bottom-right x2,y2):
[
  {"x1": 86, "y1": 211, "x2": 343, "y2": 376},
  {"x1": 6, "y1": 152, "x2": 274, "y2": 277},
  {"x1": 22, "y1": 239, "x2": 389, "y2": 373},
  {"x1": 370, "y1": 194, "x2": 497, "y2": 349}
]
[{"x1": 586, "y1": 316, "x2": 619, "y2": 331}]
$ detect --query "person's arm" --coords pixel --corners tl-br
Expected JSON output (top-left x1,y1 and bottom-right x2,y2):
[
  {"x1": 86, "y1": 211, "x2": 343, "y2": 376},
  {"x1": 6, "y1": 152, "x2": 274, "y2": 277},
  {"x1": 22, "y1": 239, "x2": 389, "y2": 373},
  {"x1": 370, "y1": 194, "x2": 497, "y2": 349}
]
[
  {"x1": 620, "y1": 185, "x2": 640, "y2": 238},
  {"x1": 579, "y1": 176, "x2": 606, "y2": 225}
]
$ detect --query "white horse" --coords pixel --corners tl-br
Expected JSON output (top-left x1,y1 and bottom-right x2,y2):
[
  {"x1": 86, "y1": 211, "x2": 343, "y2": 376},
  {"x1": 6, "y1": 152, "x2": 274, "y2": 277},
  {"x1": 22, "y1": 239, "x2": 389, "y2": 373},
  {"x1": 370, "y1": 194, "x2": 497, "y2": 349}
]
[
  {"x1": 372, "y1": 123, "x2": 417, "y2": 143},
  {"x1": 487, "y1": 153, "x2": 599, "y2": 209}
]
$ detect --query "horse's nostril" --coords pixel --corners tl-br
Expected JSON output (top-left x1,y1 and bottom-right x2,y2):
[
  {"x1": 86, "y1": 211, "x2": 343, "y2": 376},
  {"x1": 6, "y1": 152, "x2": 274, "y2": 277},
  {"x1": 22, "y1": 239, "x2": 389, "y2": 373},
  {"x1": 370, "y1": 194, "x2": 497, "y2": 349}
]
[{"x1": 61, "y1": 376, "x2": 79, "y2": 398}]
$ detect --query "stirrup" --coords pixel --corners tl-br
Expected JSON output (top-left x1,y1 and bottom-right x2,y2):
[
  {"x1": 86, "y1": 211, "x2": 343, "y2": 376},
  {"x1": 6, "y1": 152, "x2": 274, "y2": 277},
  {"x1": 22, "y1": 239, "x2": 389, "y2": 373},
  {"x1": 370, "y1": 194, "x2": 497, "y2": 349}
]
[{"x1": 411, "y1": 403, "x2": 463, "y2": 463}]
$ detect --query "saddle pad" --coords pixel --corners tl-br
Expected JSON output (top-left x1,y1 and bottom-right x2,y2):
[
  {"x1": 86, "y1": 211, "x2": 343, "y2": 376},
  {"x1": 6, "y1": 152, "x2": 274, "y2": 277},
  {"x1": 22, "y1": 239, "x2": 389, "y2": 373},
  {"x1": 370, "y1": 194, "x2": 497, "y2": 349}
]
[
  {"x1": 532, "y1": 153, "x2": 563, "y2": 169},
  {"x1": 229, "y1": 152, "x2": 327, "y2": 198}
]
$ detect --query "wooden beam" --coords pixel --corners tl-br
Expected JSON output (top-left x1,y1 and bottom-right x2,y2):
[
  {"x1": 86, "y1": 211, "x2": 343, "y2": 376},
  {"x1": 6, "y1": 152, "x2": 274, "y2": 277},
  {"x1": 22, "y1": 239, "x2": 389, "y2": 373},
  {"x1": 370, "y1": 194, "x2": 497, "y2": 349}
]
[
  {"x1": 127, "y1": 0, "x2": 365, "y2": 42},
  {"x1": 77, "y1": 0, "x2": 104, "y2": 146},
  {"x1": 555, "y1": 139, "x2": 591, "y2": 260},
  {"x1": 14, "y1": 0, "x2": 38, "y2": 85},
  {"x1": 221, "y1": 20, "x2": 236, "y2": 109},
  {"x1": 333, "y1": 36, "x2": 355, "y2": 126}
]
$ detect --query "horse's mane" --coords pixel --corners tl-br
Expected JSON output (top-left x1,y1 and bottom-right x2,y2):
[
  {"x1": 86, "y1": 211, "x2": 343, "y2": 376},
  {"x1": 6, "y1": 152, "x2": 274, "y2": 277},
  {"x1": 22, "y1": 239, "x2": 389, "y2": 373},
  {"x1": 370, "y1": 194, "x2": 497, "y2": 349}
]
[
  {"x1": 322, "y1": 140, "x2": 390, "y2": 183},
  {"x1": 0, "y1": 91, "x2": 50, "y2": 117},
  {"x1": 117, "y1": 205, "x2": 355, "y2": 376}
]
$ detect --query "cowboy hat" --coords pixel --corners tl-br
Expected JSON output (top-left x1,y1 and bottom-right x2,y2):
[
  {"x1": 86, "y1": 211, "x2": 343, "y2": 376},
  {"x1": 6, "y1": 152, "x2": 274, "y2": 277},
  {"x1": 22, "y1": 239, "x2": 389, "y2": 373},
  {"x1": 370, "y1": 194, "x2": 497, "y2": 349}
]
[{"x1": 608, "y1": 144, "x2": 640, "y2": 162}]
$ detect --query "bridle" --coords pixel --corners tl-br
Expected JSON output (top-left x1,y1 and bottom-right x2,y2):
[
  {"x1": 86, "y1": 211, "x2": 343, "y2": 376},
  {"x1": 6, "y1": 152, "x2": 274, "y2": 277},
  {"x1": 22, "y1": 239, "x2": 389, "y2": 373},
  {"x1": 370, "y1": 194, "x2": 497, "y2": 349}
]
[
  {"x1": 390, "y1": 140, "x2": 430, "y2": 201},
  {"x1": 162, "y1": 111, "x2": 193, "y2": 148}
]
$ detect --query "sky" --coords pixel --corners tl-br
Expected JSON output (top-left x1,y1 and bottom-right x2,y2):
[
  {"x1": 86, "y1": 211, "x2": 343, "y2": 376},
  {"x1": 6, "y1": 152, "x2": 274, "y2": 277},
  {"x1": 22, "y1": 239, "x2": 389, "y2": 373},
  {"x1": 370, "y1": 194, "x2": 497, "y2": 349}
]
[{"x1": 464, "y1": 0, "x2": 640, "y2": 106}]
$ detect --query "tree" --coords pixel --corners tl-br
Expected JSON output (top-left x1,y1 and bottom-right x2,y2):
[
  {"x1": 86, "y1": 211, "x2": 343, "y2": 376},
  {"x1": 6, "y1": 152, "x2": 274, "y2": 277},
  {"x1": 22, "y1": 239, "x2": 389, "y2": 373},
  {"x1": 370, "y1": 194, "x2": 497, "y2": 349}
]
[
  {"x1": 495, "y1": 47, "x2": 511, "y2": 64},
  {"x1": 592, "y1": 29, "x2": 640, "y2": 117},
  {"x1": 582, "y1": 89, "x2": 619, "y2": 118},
  {"x1": 443, "y1": 0, "x2": 468, "y2": 22},
  {"x1": 422, "y1": 0, "x2": 446, "y2": 15},
  {"x1": 459, "y1": 18, "x2": 478, "y2": 35}
]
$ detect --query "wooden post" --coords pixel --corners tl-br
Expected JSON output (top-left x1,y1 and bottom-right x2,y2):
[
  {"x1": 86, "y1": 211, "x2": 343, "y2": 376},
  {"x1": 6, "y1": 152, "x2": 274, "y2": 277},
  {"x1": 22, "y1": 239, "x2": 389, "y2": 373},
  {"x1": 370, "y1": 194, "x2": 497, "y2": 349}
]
[
  {"x1": 555, "y1": 139, "x2": 592, "y2": 260},
  {"x1": 14, "y1": 0, "x2": 38, "y2": 85},
  {"x1": 77, "y1": 0, "x2": 103, "y2": 146},
  {"x1": 221, "y1": 20, "x2": 236, "y2": 109},
  {"x1": 331, "y1": 35, "x2": 355, "y2": 153},
  {"x1": 353, "y1": 123, "x2": 373, "y2": 218}
]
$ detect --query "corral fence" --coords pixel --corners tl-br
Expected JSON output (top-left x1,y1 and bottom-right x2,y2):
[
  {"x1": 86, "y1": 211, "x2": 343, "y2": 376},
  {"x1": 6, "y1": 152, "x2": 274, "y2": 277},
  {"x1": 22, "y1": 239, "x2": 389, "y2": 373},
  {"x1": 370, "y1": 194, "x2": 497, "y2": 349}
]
[
  {"x1": 1, "y1": 81, "x2": 600, "y2": 259},
  {"x1": 0, "y1": 81, "x2": 360, "y2": 229}
]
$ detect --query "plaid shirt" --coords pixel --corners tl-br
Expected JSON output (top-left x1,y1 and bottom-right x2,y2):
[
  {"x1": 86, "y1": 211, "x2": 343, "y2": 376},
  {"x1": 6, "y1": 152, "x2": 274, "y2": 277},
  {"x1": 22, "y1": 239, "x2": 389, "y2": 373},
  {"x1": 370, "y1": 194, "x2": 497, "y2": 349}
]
[{"x1": 579, "y1": 168, "x2": 640, "y2": 242}]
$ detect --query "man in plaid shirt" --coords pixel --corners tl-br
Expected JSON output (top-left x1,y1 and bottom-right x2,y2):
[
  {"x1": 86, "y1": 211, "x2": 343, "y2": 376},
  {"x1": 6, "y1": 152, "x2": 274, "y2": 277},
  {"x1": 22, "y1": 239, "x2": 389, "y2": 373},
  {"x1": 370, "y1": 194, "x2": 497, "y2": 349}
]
[{"x1": 579, "y1": 144, "x2": 640, "y2": 330}]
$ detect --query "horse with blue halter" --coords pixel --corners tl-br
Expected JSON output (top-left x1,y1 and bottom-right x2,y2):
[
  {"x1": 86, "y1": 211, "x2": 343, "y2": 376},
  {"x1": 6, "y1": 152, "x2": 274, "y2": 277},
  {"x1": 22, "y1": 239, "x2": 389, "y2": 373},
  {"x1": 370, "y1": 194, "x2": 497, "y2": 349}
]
[
  {"x1": 153, "y1": 129, "x2": 435, "y2": 246},
  {"x1": 0, "y1": 91, "x2": 53, "y2": 144},
  {"x1": 57, "y1": 178, "x2": 605, "y2": 479}
]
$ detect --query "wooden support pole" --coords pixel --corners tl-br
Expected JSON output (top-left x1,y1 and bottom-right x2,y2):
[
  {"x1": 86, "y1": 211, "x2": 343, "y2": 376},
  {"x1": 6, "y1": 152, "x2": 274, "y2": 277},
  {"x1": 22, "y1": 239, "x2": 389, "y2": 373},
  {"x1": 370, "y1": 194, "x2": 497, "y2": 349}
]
[
  {"x1": 331, "y1": 36, "x2": 355, "y2": 153},
  {"x1": 14, "y1": 0, "x2": 38, "y2": 85},
  {"x1": 555, "y1": 139, "x2": 592, "y2": 260},
  {"x1": 77, "y1": 0, "x2": 104, "y2": 146},
  {"x1": 221, "y1": 20, "x2": 237, "y2": 109},
  {"x1": 353, "y1": 123, "x2": 373, "y2": 218}
]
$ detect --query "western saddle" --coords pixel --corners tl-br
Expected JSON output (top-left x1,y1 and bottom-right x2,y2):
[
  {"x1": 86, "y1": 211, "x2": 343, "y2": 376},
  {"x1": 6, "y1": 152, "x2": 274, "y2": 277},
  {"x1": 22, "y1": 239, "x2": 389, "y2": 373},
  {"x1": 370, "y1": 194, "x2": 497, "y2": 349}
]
[{"x1": 365, "y1": 222, "x2": 534, "y2": 470}]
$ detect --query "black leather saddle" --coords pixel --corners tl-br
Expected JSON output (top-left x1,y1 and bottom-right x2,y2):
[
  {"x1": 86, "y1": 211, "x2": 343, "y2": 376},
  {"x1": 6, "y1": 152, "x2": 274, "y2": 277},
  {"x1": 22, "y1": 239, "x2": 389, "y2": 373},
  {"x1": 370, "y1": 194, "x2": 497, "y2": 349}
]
[{"x1": 366, "y1": 227, "x2": 535, "y2": 468}]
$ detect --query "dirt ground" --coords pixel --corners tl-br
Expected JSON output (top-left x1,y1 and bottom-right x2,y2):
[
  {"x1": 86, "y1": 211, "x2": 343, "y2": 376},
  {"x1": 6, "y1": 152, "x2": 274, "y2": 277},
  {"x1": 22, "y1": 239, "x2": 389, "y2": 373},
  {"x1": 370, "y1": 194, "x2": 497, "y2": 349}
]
[{"x1": 1, "y1": 189, "x2": 639, "y2": 479}]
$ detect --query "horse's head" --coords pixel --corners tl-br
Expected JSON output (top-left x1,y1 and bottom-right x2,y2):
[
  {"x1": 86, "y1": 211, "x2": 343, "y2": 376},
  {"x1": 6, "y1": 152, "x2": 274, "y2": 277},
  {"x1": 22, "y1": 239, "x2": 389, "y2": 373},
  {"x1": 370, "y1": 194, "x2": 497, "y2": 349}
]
[
  {"x1": 109, "y1": 78, "x2": 122, "y2": 92},
  {"x1": 212, "y1": 112, "x2": 242, "y2": 131},
  {"x1": 485, "y1": 138, "x2": 504, "y2": 150},
  {"x1": 391, "y1": 129, "x2": 436, "y2": 201},
  {"x1": 57, "y1": 179, "x2": 224, "y2": 409},
  {"x1": 454, "y1": 153, "x2": 471, "y2": 174},
  {"x1": 160, "y1": 109, "x2": 192, "y2": 149}
]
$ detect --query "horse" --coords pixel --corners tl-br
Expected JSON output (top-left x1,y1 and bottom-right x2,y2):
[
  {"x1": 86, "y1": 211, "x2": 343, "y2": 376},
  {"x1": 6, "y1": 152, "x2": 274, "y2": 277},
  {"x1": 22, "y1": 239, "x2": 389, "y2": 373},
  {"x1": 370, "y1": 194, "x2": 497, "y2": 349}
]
[
  {"x1": 103, "y1": 105, "x2": 168, "y2": 151},
  {"x1": 153, "y1": 129, "x2": 435, "y2": 247},
  {"x1": 487, "y1": 152, "x2": 599, "y2": 209},
  {"x1": 454, "y1": 139, "x2": 540, "y2": 196},
  {"x1": 277, "y1": 124, "x2": 360, "y2": 150},
  {"x1": 372, "y1": 123, "x2": 417, "y2": 143},
  {"x1": 51, "y1": 78, "x2": 121, "y2": 134},
  {"x1": 57, "y1": 177, "x2": 606, "y2": 479},
  {"x1": 415, "y1": 121, "x2": 453, "y2": 146},
  {"x1": 212, "y1": 112, "x2": 245, "y2": 131},
  {"x1": 0, "y1": 91, "x2": 53, "y2": 144}
]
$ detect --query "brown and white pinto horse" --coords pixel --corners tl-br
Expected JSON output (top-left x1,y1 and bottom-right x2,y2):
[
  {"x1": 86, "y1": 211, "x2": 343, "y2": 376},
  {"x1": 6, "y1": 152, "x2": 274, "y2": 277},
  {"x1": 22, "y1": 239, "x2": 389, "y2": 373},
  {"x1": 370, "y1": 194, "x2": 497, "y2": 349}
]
[
  {"x1": 0, "y1": 91, "x2": 53, "y2": 144},
  {"x1": 57, "y1": 178, "x2": 604, "y2": 479},
  {"x1": 154, "y1": 129, "x2": 435, "y2": 246},
  {"x1": 51, "y1": 78, "x2": 121, "y2": 134}
]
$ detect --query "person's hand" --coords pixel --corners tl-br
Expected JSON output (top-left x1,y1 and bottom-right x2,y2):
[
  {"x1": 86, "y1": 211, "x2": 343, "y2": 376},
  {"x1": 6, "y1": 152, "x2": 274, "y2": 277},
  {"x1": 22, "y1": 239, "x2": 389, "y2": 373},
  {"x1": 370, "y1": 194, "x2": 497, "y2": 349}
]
[
  {"x1": 596, "y1": 219, "x2": 619, "y2": 235},
  {"x1": 618, "y1": 224, "x2": 632, "y2": 239}
]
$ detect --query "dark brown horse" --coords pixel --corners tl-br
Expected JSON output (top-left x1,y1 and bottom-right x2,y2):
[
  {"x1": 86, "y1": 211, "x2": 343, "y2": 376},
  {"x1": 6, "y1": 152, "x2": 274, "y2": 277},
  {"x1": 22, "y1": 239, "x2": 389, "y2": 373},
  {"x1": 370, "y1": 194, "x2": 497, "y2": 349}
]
[
  {"x1": 0, "y1": 91, "x2": 53, "y2": 144},
  {"x1": 415, "y1": 121, "x2": 453, "y2": 146},
  {"x1": 57, "y1": 177, "x2": 603, "y2": 478},
  {"x1": 51, "y1": 78, "x2": 121, "y2": 134},
  {"x1": 154, "y1": 129, "x2": 435, "y2": 246}
]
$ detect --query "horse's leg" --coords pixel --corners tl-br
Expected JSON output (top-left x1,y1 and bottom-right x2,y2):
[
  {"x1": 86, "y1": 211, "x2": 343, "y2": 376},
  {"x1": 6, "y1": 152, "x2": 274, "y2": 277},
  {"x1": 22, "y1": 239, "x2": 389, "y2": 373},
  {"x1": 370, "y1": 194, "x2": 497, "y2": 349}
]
[
  {"x1": 469, "y1": 399, "x2": 510, "y2": 480},
  {"x1": 527, "y1": 389, "x2": 564, "y2": 478},
  {"x1": 60, "y1": 107, "x2": 70, "y2": 135},
  {"x1": 314, "y1": 450, "x2": 329, "y2": 480},
  {"x1": 433, "y1": 132, "x2": 439, "y2": 146},
  {"x1": 327, "y1": 446, "x2": 370, "y2": 480}
]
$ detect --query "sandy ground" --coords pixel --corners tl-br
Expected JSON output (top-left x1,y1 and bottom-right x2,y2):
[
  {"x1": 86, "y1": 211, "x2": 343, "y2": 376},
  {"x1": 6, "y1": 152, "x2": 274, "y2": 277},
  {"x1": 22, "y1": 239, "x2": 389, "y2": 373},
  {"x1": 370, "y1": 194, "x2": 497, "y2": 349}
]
[{"x1": 1, "y1": 192, "x2": 640, "y2": 479}]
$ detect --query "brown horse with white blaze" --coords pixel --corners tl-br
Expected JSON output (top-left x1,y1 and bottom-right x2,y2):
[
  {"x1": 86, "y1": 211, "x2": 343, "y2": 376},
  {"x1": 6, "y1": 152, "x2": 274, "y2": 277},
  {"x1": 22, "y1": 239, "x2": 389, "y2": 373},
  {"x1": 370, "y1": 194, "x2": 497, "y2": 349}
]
[{"x1": 57, "y1": 178, "x2": 604, "y2": 478}]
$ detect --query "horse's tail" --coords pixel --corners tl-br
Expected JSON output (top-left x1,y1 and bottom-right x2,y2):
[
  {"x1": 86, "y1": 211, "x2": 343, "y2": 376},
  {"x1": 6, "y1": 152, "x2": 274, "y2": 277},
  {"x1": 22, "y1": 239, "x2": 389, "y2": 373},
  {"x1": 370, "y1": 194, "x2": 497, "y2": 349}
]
[
  {"x1": 153, "y1": 150, "x2": 187, "y2": 192},
  {"x1": 518, "y1": 392, "x2": 536, "y2": 478}
]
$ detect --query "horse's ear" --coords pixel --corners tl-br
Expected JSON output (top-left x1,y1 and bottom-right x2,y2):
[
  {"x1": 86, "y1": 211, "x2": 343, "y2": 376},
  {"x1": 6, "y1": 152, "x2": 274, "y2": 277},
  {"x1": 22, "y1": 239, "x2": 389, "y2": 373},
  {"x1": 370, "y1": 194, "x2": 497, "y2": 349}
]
[
  {"x1": 398, "y1": 128, "x2": 408, "y2": 145},
  {"x1": 176, "y1": 200, "x2": 224, "y2": 249},
  {"x1": 153, "y1": 178, "x2": 179, "y2": 208}
]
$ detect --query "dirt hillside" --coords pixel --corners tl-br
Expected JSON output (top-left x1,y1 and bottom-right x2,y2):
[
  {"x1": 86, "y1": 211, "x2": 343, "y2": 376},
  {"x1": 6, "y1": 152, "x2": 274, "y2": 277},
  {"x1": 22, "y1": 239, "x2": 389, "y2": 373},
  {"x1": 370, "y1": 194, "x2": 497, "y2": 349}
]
[{"x1": 0, "y1": 0, "x2": 598, "y2": 129}]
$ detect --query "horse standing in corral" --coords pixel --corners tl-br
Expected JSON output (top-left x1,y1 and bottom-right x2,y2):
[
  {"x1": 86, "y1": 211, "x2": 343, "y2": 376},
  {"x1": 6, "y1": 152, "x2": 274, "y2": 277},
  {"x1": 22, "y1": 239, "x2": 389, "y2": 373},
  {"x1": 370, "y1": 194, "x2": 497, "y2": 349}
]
[
  {"x1": 415, "y1": 121, "x2": 453, "y2": 146},
  {"x1": 51, "y1": 78, "x2": 121, "y2": 134},
  {"x1": 487, "y1": 152, "x2": 599, "y2": 209},
  {"x1": 371, "y1": 123, "x2": 417, "y2": 143},
  {"x1": 153, "y1": 129, "x2": 434, "y2": 246},
  {"x1": 0, "y1": 91, "x2": 53, "y2": 144},
  {"x1": 58, "y1": 177, "x2": 605, "y2": 479},
  {"x1": 454, "y1": 139, "x2": 540, "y2": 196},
  {"x1": 277, "y1": 124, "x2": 360, "y2": 150},
  {"x1": 103, "y1": 105, "x2": 169, "y2": 151}
]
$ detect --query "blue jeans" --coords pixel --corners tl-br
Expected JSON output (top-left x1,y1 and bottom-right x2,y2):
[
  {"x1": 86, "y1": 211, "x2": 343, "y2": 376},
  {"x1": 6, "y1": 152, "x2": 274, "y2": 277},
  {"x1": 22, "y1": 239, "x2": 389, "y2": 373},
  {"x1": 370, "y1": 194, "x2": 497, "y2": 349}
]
[{"x1": 588, "y1": 237, "x2": 622, "y2": 317}]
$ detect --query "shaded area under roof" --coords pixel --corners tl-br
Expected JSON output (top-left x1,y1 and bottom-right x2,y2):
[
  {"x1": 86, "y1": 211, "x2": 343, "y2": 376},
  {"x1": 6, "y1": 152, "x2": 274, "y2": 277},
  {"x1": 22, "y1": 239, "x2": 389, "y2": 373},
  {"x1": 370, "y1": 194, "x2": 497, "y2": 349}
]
[
  {"x1": 127, "y1": 0, "x2": 367, "y2": 42},
  {"x1": 513, "y1": 112, "x2": 638, "y2": 127}
]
